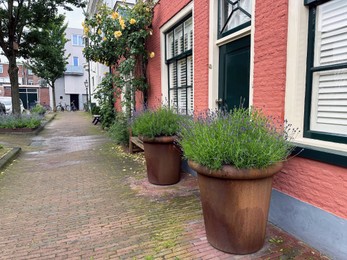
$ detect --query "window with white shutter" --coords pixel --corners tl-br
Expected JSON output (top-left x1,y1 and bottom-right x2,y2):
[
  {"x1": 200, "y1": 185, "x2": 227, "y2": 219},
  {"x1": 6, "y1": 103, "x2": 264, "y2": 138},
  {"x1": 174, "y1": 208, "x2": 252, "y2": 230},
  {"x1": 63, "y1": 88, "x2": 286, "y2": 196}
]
[
  {"x1": 305, "y1": 0, "x2": 347, "y2": 144},
  {"x1": 166, "y1": 16, "x2": 193, "y2": 114}
]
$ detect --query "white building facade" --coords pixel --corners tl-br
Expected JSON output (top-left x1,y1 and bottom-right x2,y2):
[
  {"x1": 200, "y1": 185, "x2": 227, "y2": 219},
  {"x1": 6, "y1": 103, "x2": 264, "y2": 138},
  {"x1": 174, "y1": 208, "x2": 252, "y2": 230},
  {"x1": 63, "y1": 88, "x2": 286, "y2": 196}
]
[{"x1": 55, "y1": 28, "x2": 89, "y2": 110}]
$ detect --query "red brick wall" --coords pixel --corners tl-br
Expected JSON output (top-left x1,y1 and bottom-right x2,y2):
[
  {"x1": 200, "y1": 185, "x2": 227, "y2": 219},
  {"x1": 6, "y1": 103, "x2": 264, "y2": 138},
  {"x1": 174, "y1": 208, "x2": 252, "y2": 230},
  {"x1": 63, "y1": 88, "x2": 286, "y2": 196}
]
[
  {"x1": 39, "y1": 88, "x2": 50, "y2": 106},
  {"x1": 253, "y1": 0, "x2": 288, "y2": 120},
  {"x1": 146, "y1": 0, "x2": 192, "y2": 109},
  {"x1": 0, "y1": 63, "x2": 24, "y2": 84},
  {"x1": 274, "y1": 158, "x2": 347, "y2": 219},
  {"x1": 253, "y1": 0, "x2": 347, "y2": 219},
  {"x1": 193, "y1": 0, "x2": 209, "y2": 112},
  {"x1": 145, "y1": 0, "x2": 209, "y2": 112}
]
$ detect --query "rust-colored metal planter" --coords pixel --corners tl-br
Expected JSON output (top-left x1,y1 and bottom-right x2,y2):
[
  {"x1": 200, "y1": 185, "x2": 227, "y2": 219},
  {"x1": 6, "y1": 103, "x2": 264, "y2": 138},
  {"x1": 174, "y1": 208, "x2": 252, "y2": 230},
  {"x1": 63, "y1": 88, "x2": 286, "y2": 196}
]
[
  {"x1": 142, "y1": 136, "x2": 181, "y2": 185},
  {"x1": 188, "y1": 160, "x2": 283, "y2": 254}
]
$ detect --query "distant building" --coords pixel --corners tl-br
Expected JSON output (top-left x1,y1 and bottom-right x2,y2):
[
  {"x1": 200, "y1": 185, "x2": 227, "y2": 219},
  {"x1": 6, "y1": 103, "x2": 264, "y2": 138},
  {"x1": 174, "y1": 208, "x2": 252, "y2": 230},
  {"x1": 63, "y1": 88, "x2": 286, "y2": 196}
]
[
  {"x1": 0, "y1": 56, "x2": 50, "y2": 109},
  {"x1": 54, "y1": 28, "x2": 89, "y2": 110}
]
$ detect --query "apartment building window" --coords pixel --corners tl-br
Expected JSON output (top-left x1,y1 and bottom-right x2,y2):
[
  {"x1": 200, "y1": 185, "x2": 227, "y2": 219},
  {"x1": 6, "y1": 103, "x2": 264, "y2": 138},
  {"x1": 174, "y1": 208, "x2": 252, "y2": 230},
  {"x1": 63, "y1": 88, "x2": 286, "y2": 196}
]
[
  {"x1": 166, "y1": 16, "x2": 193, "y2": 114},
  {"x1": 0, "y1": 64, "x2": 3, "y2": 74},
  {"x1": 304, "y1": 0, "x2": 347, "y2": 144},
  {"x1": 72, "y1": 34, "x2": 84, "y2": 46},
  {"x1": 73, "y1": 57, "x2": 79, "y2": 66},
  {"x1": 28, "y1": 69, "x2": 33, "y2": 75}
]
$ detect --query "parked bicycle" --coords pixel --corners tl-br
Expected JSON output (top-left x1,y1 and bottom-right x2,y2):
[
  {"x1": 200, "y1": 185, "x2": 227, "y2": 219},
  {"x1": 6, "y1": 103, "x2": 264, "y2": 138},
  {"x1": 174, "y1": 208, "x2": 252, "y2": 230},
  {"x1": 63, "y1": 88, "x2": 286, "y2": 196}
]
[
  {"x1": 70, "y1": 101, "x2": 77, "y2": 112},
  {"x1": 40, "y1": 102, "x2": 52, "y2": 111},
  {"x1": 56, "y1": 102, "x2": 70, "y2": 112}
]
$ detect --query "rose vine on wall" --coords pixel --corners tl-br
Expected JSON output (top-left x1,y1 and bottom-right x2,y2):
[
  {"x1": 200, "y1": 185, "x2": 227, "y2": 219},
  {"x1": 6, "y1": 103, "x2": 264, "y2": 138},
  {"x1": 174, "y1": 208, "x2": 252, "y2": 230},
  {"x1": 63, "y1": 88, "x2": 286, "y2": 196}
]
[{"x1": 83, "y1": 0, "x2": 155, "y2": 123}]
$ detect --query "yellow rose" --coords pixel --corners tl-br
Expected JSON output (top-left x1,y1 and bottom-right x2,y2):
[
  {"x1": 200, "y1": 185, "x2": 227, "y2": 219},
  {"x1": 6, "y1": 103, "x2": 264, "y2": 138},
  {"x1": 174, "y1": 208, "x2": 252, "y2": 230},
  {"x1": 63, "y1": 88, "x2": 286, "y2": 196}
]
[
  {"x1": 83, "y1": 26, "x2": 89, "y2": 35},
  {"x1": 111, "y1": 12, "x2": 119, "y2": 20},
  {"x1": 146, "y1": 7, "x2": 150, "y2": 12},
  {"x1": 98, "y1": 29, "x2": 102, "y2": 35},
  {"x1": 103, "y1": 37, "x2": 107, "y2": 41},
  {"x1": 149, "y1": 52, "x2": 155, "y2": 58},
  {"x1": 129, "y1": 18, "x2": 136, "y2": 25},
  {"x1": 114, "y1": 30, "x2": 122, "y2": 38},
  {"x1": 119, "y1": 17, "x2": 126, "y2": 30}
]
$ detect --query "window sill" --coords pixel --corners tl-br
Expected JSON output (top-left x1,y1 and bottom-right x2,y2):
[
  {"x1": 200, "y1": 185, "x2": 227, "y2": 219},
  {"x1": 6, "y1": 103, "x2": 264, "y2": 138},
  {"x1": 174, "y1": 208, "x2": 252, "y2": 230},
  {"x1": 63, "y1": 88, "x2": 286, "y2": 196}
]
[{"x1": 292, "y1": 140, "x2": 347, "y2": 168}]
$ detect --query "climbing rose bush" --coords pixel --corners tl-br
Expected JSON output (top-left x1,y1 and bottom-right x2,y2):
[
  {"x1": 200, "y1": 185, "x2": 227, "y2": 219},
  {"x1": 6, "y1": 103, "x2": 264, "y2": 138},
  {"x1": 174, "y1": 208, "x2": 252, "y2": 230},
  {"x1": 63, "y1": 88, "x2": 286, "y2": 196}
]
[{"x1": 83, "y1": 1, "x2": 155, "y2": 94}]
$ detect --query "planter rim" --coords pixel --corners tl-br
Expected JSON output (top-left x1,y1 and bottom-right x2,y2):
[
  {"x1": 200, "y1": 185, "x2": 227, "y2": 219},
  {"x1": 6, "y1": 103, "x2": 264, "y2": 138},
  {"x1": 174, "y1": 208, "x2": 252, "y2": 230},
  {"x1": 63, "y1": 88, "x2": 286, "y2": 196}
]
[
  {"x1": 188, "y1": 160, "x2": 283, "y2": 180},
  {"x1": 141, "y1": 135, "x2": 177, "y2": 144}
]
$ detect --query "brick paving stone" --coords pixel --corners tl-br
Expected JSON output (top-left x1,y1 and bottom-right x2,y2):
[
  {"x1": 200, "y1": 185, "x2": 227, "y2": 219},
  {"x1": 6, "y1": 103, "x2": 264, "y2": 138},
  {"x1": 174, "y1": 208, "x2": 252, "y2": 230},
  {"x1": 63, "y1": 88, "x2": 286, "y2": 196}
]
[{"x1": 0, "y1": 112, "x2": 331, "y2": 259}]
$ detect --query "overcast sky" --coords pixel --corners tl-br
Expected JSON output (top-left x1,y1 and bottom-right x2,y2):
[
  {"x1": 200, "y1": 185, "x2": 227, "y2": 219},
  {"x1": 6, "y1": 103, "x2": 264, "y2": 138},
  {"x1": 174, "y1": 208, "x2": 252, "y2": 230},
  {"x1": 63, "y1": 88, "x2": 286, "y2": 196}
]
[{"x1": 58, "y1": 5, "x2": 85, "y2": 29}]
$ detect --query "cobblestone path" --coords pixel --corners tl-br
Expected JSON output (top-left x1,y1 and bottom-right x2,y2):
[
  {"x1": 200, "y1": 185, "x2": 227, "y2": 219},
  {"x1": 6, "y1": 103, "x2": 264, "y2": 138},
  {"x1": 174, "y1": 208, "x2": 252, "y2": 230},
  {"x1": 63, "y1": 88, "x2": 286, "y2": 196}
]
[{"x1": 0, "y1": 112, "x2": 330, "y2": 259}]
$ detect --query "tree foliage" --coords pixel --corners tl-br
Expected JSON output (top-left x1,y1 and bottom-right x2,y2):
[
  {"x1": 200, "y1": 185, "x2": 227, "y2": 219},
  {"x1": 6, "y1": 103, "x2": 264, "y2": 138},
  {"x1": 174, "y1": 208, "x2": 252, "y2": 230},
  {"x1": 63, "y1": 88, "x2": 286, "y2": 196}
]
[
  {"x1": 27, "y1": 15, "x2": 69, "y2": 112},
  {"x1": 0, "y1": 0, "x2": 85, "y2": 114}
]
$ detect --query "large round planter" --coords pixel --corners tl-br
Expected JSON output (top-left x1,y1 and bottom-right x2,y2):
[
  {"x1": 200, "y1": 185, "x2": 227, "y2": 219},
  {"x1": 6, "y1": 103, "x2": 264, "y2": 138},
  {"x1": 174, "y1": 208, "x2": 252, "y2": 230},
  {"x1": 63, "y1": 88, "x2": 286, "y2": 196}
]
[
  {"x1": 142, "y1": 136, "x2": 181, "y2": 185},
  {"x1": 188, "y1": 160, "x2": 283, "y2": 254}
]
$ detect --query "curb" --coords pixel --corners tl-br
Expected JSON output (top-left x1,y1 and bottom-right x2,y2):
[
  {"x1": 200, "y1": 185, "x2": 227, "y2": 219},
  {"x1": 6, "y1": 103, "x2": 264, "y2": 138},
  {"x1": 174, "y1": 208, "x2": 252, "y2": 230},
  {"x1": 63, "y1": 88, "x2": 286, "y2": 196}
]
[
  {"x1": 33, "y1": 113, "x2": 57, "y2": 135},
  {"x1": 0, "y1": 147, "x2": 21, "y2": 171}
]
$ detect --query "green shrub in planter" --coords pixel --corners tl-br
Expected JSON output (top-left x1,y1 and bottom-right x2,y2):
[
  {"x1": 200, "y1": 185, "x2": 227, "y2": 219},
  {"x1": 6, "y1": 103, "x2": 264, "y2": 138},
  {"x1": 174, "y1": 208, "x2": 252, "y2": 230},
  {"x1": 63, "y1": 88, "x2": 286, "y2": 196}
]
[
  {"x1": 178, "y1": 107, "x2": 297, "y2": 170},
  {"x1": 131, "y1": 106, "x2": 183, "y2": 138},
  {"x1": 108, "y1": 112, "x2": 129, "y2": 145},
  {"x1": 0, "y1": 114, "x2": 42, "y2": 129}
]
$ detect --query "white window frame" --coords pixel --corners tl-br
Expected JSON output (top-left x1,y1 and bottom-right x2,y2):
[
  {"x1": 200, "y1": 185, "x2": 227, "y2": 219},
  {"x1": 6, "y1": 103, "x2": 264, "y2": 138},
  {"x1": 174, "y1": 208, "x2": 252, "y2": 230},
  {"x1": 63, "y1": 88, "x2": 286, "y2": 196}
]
[
  {"x1": 160, "y1": 2, "x2": 194, "y2": 109},
  {"x1": 0, "y1": 64, "x2": 3, "y2": 74},
  {"x1": 72, "y1": 34, "x2": 84, "y2": 46},
  {"x1": 285, "y1": 0, "x2": 347, "y2": 154},
  {"x1": 73, "y1": 56, "x2": 79, "y2": 66},
  {"x1": 165, "y1": 16, "x2": 193, "y2": 114}
]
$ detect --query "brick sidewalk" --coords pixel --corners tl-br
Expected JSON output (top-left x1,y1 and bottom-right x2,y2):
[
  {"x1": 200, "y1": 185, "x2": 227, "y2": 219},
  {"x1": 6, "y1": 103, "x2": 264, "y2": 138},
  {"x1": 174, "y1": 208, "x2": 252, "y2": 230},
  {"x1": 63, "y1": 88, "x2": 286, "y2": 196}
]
[{"x1": 0, "y1": 112, "x2": 330, "y2": 259}]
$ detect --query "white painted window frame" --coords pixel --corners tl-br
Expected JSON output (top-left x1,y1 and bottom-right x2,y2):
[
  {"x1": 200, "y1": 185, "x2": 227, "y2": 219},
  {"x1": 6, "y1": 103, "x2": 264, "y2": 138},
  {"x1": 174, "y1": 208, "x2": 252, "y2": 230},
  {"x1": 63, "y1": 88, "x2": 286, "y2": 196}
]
[
  {"x1": 160, "y1": 2, "x2": 194, "y2": 106},
  {"x1": 72, "y1": 34, "x2": 84, "y2": 46},
  {"x1": 285, "y1": 0, "x2": 347, "y2": 154}
]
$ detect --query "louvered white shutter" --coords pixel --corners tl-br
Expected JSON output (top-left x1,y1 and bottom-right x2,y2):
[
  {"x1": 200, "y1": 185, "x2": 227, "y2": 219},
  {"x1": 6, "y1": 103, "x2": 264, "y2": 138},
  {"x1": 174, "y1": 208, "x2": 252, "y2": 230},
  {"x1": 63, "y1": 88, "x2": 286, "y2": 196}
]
[
  {"x1": 310, "y1": 0, "x2": 347, "y2": 135},
  {"x1": 166, "y1": 17, "x2": 193, "y2": 115}
]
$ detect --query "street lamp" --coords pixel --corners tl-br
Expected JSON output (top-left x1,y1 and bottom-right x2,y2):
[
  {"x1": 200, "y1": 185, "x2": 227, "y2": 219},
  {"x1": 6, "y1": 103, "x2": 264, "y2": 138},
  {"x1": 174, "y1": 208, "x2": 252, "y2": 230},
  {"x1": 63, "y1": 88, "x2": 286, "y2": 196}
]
[{"x1": 84, "y1": 79, "x2": 89, "y2": 111}]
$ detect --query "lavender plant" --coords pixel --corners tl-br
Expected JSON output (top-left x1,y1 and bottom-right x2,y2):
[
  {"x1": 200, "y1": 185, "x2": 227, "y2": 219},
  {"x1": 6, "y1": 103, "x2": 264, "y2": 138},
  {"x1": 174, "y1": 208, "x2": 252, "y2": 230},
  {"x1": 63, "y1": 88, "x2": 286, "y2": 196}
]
[
  {"x1": 0, "y1": 114, "x2": 42, "y2": 129},
  {"x1": 131, "y1": 106, "x2": 183, "y2": 138},
  {"x1": 178, "y1": 107, "x2": 298, "y2": 170}
]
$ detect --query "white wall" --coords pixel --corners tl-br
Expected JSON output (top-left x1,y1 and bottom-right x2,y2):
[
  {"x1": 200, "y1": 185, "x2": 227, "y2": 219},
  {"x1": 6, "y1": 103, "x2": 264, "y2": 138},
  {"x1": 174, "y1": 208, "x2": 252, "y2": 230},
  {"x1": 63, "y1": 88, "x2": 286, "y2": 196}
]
[{"x1": 54, "y1": 27, "x2": 89, "y2": 110}]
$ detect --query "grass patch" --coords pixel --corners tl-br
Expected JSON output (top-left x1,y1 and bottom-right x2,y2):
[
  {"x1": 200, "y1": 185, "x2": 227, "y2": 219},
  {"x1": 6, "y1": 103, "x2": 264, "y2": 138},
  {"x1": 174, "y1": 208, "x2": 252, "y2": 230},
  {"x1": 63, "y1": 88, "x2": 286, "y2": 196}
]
[{"x1": 0, "y1": 145, "x2": 11, "y2": 159}]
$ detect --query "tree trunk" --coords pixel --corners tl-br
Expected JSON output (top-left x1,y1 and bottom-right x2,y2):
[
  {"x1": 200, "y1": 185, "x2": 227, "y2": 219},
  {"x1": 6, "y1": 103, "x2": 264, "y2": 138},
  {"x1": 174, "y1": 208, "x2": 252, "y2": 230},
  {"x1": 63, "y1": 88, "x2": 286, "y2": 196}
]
[
  {"x1": 51, "y1": 82, "x2": 57, "y2": 112},
  {"x1": 8, "y1": 55, "x2": 21, "y2": 114}
]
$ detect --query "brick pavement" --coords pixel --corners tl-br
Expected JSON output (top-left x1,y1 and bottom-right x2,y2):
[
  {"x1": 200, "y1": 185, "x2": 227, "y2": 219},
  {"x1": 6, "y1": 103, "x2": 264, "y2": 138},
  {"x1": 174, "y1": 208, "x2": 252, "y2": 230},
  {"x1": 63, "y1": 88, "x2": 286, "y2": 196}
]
[{"x1": 0, "y1": 112, "x2": 330, "y2": 259}]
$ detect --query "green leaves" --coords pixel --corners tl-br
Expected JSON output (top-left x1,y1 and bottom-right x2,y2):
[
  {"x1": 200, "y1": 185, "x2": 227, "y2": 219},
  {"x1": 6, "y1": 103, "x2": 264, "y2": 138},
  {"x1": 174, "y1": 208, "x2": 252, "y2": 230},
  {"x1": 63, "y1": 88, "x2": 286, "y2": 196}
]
[
  {"x1": 27, "y1": 15, "x2": 68, "y2": 86},
  {"x1": 178, "y1": 108, "x2": 297, "y2": 170},
  {"x1": 131, "y1": 107, "x2": 183, "y2": 138},
  {"x1": 83, "y1": 0, "x2": 154, "y2": 102}
]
